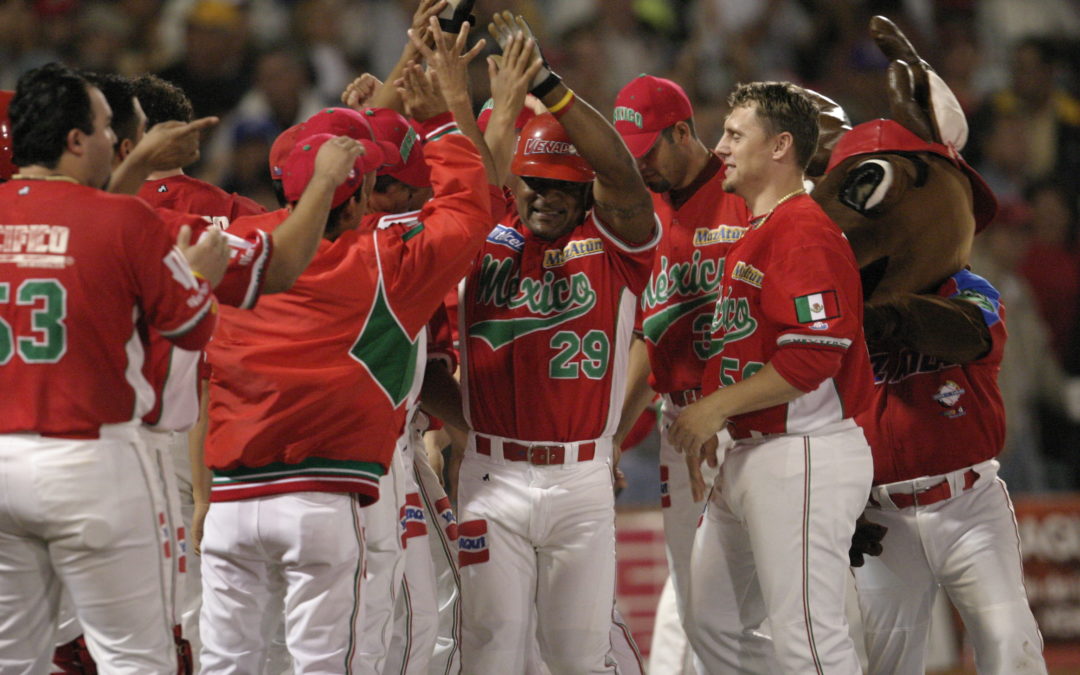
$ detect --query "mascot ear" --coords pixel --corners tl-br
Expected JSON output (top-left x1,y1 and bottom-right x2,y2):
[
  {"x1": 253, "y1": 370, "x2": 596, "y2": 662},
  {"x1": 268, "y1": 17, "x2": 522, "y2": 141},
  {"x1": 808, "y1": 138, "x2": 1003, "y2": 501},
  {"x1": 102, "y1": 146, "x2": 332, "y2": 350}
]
[{"x1": 838, "y1": 155, "x2": 926, "y2": 216}]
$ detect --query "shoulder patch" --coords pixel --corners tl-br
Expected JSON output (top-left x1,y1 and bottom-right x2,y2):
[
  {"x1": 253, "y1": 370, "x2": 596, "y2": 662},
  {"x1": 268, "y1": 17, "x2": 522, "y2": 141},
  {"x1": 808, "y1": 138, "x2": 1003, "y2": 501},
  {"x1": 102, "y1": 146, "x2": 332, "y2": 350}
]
[
  {"x1": 693, "y1": 225, "x2": 747, "y2": 247},
  {"x1": 731, "y1": 261, "x2": 764, "y2": 288},
  {"x1": 794, "y1": 291, "x2": 841, "y2": 323},
  {"x1": 486, "y1": 224, "x2": 525, "y2": 252}
]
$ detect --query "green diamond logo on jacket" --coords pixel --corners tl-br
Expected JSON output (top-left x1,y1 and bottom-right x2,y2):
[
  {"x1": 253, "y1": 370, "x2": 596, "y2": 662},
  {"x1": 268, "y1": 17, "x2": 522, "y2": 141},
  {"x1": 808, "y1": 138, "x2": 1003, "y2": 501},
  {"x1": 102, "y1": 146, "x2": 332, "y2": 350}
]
[
  {"x1": 469, "y1": 254, "x2": 597, "y2": 350},
  {"x1": 350, "y1": 282, "x2": 419, "y2": 407}
]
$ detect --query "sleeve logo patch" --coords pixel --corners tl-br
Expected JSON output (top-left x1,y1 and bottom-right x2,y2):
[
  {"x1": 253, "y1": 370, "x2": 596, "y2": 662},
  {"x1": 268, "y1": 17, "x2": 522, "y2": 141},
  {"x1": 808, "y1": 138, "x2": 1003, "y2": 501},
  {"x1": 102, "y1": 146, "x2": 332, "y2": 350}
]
[
  {"x1": 794, "y1": 291, "x2": 840, "y2": 323},
  {"x1": 486, "y1": 224, "x2": 525, "y2": 252},
  {"x1": 543, "y1": 238, "x2": 603, "y2": 268},
  {"x1": 730, "y1": 261, "x2": 764, "y2": 288},
  {"x1": 458, "y1": 519, "x2": 490, "y2": 567}
]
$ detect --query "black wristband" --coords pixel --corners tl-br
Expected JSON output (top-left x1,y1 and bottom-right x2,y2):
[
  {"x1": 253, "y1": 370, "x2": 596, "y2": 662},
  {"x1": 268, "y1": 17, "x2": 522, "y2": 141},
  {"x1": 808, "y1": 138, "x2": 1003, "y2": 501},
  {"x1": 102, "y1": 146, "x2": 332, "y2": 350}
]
[
  {"x1": 530, "y1": 72, "x2": 562, "y2": 99},
  {"x1": 438, "y1": 13, "x2": 476, "y2": 33}
]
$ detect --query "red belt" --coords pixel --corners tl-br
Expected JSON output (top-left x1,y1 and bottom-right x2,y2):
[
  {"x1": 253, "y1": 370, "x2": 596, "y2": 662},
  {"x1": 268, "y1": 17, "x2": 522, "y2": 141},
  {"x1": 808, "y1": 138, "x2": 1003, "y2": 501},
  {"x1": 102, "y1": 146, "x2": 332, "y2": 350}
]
[
  {"x1": 667, "y1": 389, "x2": 703, "y2": 407},
  {"x1": 474, "y1": 436, "x2": 595, "y2": 465},
  {"x1": 875, "y1": 469, "x2": 978, "y2": 509}
]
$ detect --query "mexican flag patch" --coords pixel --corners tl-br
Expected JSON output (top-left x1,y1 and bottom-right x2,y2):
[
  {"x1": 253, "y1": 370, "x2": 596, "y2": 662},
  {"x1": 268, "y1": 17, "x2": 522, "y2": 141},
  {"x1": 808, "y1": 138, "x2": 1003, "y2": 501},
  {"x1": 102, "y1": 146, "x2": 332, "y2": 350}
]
[{"x1": 794, "y1": 291, "x2": 840, "y2": 323}]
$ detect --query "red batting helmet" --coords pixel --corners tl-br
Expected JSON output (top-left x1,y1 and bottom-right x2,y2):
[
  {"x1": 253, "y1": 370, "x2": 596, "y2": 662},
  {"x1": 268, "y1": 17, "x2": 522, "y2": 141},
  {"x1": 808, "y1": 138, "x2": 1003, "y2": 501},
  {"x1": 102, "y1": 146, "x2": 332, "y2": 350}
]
[
  {"x1": 0, "y1": 91, "x2": 15, "y2": 181},
  {"x1": 510, "y1": 113, "x2": 595, "y2": 183}
]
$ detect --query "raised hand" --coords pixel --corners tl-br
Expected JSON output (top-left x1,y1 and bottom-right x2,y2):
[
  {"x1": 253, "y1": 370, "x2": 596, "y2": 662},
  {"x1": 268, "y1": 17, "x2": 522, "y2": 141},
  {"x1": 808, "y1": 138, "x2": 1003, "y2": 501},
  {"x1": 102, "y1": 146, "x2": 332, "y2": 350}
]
[
  {"x1": 137, "y1": 117, "x2": 219, "y2": 171},
  {"x1": 312, "y1": 135, "x2": 366, "y2": 185},
  {"x1": 341, "y1": 73, "x2": 383, "y2": 111},
  {"x1": 487, "y1": 31, "x2": 543, "y2": 122},
  {"x1": 410, "y1": 0, "x2": 448, "y2": 50},
  {"x1": 176, "y1": 223, "x2": 229, "y2": 288},
  {"x1": 408, "y1": 16, "x2": 486, "y2": 104},
  {"x1": 395, "y1": 61, "x2": 447, "y2": 123},
  {"x1": 488, "y1": 10, "x2": 560, "y2": 96}
]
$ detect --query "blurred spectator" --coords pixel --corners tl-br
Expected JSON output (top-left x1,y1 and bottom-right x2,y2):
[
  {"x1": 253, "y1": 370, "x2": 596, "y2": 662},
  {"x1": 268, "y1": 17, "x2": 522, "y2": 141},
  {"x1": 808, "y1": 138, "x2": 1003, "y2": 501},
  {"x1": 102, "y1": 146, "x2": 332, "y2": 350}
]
[
  {"x1": 199, "y1": 46, "x2": 324, "y2": 186},
  {"x1": 73, "y1": 3, "x2": 133, "y2": 74},
  {"x1": 971, "y1": 207, "x2": 1062, "y2": 492},
  {"x1": 218, "y1": 118, "x2": 279, "y2": 211},
  {"x1": 156, "y1": 0, "x2": 256, "y2": 119},
  {"x1": 294, "y1": 0, "x2": 352, "y2": 103},
  {"x1": 967, "y1": 37, "x2": 1080, "y2": 201},
  {"x1": 1017, "y1": 180, "x2": 1080, "y2": 360},
  {"x1": 975, "y1": 0, "x2": 1080, "y2": 94}
]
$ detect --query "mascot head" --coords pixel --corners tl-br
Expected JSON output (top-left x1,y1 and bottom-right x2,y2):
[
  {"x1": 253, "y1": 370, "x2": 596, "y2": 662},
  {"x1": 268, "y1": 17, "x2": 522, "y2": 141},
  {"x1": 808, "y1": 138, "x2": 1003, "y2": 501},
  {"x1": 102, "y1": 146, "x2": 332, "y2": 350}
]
[{"x1": 812, "y1": 16, "x2": 997, "y2": 300}]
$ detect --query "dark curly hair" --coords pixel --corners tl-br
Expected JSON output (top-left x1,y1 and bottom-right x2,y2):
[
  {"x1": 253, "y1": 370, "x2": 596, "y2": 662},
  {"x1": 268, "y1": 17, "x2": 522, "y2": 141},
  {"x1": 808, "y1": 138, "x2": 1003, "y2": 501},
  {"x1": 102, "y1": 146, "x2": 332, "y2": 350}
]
[
  {"x1": 10, "y1": 63, "x2": 94, "y2": 169},
  {"x1": 132, "y1": 74, "x2": 194, "y2": 128}
]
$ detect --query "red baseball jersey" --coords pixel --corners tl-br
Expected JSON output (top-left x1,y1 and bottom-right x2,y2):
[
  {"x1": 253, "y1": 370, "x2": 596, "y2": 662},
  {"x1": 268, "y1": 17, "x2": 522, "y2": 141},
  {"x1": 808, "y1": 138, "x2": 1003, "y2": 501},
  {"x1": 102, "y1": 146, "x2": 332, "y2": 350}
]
[
  {"x1": 857, "y1": 270, "x2": 1007, "y2": 484},
  {"x1": 461, "y1": 204, "x2": 660, "y2": 441},
  {"x1": 139, "y1": 207, "x2": 272, "y2": 431},
  {"x1": 0, "y1": 179, "x2": 216, "y2": 436},
  {"x1": 640, "y1": 156, "x2": 750, "y2": 393},
  {"x1": 701, "y1": 194, "x2": 872, "y2": 439},
  {"x1": 205, "y1": 121, "x2": 494, "y2": 505},
  {"x1": 138, "y1": 174, "x2": 266, "y2": 223}
]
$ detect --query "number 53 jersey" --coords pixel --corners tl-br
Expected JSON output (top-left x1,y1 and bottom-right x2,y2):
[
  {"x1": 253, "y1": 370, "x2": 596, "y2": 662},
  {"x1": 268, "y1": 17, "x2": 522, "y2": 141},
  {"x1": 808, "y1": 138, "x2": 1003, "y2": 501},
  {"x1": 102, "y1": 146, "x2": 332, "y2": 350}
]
[{"x1": 461, "y1": 206, "x2": 659, "y2": 442}]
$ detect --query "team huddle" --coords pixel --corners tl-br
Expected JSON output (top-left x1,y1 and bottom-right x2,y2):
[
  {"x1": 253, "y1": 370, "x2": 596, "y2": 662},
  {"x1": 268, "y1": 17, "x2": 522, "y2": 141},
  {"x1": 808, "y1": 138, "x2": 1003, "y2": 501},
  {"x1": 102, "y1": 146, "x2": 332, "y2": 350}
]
[{"x1": 0, "y1": 1, "x2": 1050, "y2": 674}]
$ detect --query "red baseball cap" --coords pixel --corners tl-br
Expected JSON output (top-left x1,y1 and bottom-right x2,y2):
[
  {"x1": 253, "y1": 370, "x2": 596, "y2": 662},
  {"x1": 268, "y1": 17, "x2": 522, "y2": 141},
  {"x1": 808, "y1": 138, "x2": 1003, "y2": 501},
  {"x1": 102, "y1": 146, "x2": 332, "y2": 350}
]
[
  {"x1": 301, "y1": 107, "x2": 400, "y2": 172},
  {"x1": 476, "y1": 98, "x2": 538, "y2": 134},
  {"x1": 360, "y1": 107, "x2": 431, "y2": 188},
  {"x1": 282, "y1": 133, "x2": 386, "y2": 207},
  {"x1": 511, "y1": 113, "x2": 595, "y2": 183},
  {"x1": 613, "y1": 74, "x2": 693, "y2": 158},
  {"x1": 269, "y1": 123, "x2": 303, "y2": 181}
]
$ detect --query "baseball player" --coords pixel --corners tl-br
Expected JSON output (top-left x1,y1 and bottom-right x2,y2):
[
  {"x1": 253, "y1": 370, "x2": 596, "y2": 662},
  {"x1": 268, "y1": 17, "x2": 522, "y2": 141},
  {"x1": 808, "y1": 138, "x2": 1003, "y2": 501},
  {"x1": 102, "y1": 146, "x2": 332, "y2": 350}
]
[
  {"x1": 833, "y1": 127, "x2": 1047, "y2": 673},
  {"x1": 668, "y1": 82, "x2": 873, "y2": 674},
  {"x1": 611, "y1": 73, "x2": 750, "y2": 669},
  {"x1": 451, "y1": 14, "x2": 658, "y2": 673},
  {"x1": 0, "y1": 62, "x2": 221, "y2": 673},
  {"x1": 198, "y1": 39, "x2": 499, "y2": 668},
  {"x1": 48, "y1": 71, "x2": 366, "y2": 674}
]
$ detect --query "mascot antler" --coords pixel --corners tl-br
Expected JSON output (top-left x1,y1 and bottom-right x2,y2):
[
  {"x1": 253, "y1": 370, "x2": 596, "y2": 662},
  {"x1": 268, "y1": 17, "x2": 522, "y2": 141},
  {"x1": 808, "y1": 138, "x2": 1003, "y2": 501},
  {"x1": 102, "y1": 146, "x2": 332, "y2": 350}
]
[{"x1": 870, "y1": 15, "x2": 969, "y2": 152}]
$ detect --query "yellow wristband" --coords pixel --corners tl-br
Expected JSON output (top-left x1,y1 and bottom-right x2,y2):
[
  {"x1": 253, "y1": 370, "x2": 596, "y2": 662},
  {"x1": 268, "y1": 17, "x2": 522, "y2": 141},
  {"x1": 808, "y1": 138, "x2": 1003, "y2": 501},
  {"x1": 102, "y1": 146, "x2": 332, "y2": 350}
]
[{"x1": 547, "y1": 89, "x2": 576, "y2": 115}]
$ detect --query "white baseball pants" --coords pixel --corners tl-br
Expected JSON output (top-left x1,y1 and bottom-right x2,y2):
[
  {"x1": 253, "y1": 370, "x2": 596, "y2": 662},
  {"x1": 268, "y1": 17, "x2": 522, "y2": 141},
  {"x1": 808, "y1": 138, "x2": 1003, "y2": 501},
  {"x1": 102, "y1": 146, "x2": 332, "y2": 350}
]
[
  {"x1": 458, "y1": 435, "x2": 618, "y2": 674},
  {"x1": 853, "y1": 460, "x2": 1047, "y2": 674},
  {"x1": 386, "y1": 437, "x2": 439, "y2": 675},
  {"x1": 0, "y1": 425, "x2": 177, "y2": 674},
  {"x1": 410, "y1": 434, "x2": 462, "y2": 675},
  {"x1": 198, "y1": 491, "x2": 366, "y2": 673},
  {"x1": 686, "y1": 421, "x2": 872, "y2": 674}
]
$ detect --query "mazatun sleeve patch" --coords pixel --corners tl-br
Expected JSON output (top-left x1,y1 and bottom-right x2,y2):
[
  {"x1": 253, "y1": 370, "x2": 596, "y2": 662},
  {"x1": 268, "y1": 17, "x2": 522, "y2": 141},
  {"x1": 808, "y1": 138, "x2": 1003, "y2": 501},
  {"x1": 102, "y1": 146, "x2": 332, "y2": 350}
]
[{"x1": 793, "y1": 290, "x2": 841, "y2": 323}]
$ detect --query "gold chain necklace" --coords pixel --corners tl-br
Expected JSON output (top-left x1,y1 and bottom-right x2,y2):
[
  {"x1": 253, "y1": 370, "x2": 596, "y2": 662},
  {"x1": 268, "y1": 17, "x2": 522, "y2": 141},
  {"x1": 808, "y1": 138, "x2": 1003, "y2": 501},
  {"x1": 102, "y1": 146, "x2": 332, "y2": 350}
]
[{"x1": 752, "y1": 187, "x2": 806, "y2": 230}]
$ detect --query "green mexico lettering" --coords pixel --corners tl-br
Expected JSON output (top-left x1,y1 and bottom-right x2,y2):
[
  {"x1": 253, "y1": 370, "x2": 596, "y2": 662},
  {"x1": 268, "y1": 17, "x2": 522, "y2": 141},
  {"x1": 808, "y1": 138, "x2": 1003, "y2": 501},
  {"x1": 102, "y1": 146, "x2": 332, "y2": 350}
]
[
  {"x1": 641, "y1": 253, "x2": 722, "y2": 310},
  {"x1": 469, "y1": 254, "x2": 597, "y2": 350},
  {"x1": 709, "y1": 289, "x2": 757, "y2": 352}
]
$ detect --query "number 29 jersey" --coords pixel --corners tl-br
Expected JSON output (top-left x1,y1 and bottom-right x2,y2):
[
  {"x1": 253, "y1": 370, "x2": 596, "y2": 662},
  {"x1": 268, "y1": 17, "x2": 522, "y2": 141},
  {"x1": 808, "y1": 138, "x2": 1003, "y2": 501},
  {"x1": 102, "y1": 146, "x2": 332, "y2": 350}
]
[{"x1": 461, "y1": 206, "x2": 659, "y2": 442}]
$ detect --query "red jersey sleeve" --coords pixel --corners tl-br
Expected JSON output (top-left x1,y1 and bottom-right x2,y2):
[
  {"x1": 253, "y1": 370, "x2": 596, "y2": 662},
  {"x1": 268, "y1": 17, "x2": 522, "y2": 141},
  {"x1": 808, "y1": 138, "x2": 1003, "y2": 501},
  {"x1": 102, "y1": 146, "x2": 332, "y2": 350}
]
[
  {"x1": 380, "y1": 117, "x2": 495, "y2": 335},
  {"x1": 759, "y1": 240, "x2": 864, "y2": 392},
  {"x1": 157, "y1": 208, "x2": 273, "y2": 309},
  {"x1": 590, "y1": 210, "x2": 661, "y2": 296},
  {"x1": 126, "y1": 205, "x2": 217, "y2": 350}
]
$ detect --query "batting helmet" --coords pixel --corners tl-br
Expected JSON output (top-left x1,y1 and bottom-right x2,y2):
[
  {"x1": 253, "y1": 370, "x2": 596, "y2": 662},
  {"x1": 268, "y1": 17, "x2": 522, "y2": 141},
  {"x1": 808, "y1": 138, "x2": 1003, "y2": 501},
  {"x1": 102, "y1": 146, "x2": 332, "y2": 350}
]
[
  {"x1": 510, "y1": 113, "x2": 595, "y2": 183},
  {"x1": 0, "y1": 90, "x2": 15, "y2": 181}
]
